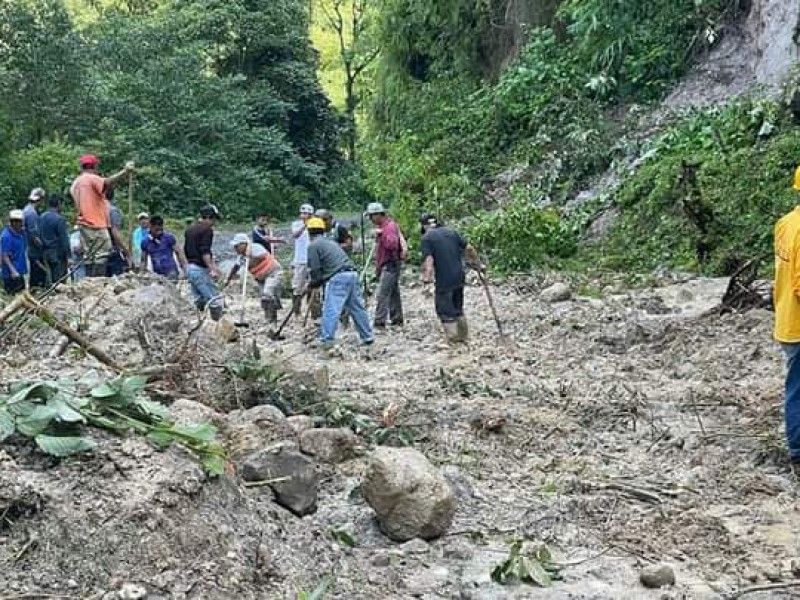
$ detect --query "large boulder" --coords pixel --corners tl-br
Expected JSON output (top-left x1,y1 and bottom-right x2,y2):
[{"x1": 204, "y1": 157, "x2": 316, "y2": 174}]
[
  {"x1": 239, "y1": 445, "x2": 318, "y2": 517},
  {"x1": 540, "y1": 282, "x2": 572, "y2": 303},
  {"x1": 299, "y1": 428, "x2": 362, "y2": 464},
  {"x1": 362, "y1": 447, "x2": 458, "y2": 541}
]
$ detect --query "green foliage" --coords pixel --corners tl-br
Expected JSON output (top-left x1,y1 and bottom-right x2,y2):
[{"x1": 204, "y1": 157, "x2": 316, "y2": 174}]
[
  {"x1": 1, "y1": 376, "x2": 227, "y2": 475},
  {"x1": 468, "y1": 200, "x2": 577, "y2": 272},
  {"x1": 603, "y1": 100, "x2": 798, "y2": 274},
  {"x1": 490, "y1": 540, "x2": 562, "y2": 587}
]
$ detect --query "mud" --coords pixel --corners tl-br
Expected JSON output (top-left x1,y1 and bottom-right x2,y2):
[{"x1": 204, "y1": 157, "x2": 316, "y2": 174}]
[{"x1": 0, "y1": 272, "x2": 796, "y2": 599}]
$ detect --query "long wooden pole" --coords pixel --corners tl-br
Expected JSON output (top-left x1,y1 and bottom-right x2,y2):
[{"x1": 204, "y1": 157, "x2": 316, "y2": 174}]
[{"x1": 127, "y1": 171, "x2": 135, "y2": 259}]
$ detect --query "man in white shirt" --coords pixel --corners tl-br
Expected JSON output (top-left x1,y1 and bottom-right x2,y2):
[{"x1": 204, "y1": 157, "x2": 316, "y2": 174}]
[{"x1": 291, "y1": 203, "x2": 313, "y2": 316}]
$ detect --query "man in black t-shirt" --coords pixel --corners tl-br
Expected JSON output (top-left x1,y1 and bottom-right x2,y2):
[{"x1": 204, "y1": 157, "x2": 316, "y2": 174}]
[
  {"x1": 420, "y1": 214, "x2": 480, "y2": 344},
  {"x1": 316, "y1": 209, "x2": 353, "y2": 254},
  {"x1": 184, "y1": 204, "x2": 224, "y2": 321}
]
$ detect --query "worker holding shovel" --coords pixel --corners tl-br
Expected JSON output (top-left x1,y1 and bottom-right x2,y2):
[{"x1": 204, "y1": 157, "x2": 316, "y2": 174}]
[
  {"x1": 420, "y1": 214, "x2": 483, "y2": 345},
  {"x1": 227, "y1": 233, "x2": 283, "y2": 329}
]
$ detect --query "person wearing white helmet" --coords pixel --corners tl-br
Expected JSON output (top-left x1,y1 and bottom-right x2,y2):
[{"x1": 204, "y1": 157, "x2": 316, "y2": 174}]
[
  {"x1": 290, "y1": 203, "x2": 314, "y2": 316},
  {"x1": 1, "y1": 210, "x2": 28, "y2": 295},
  {"x1": 226, "y1": 232, "x2": 284, "y2": 326},
  {"x1": 365, "y1": 202, "x2": 407, "y2": 329}
]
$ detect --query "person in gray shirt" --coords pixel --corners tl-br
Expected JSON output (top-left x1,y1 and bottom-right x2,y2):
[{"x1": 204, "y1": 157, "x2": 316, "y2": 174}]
[
  {"x1": 23, "y1": 188, "x2": 47, "y2": 287},
  {"x1": 39, "y1": 195, "x2": 70, "y2": 285},
  {"x1": 307, "y1": 217, "x2": 373, "y2": 351}
]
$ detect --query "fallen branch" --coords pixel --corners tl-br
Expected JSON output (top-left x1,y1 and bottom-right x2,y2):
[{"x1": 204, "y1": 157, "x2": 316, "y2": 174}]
[
  {"x1": 50, "y1": 289, "x2": 109, "y2": 358},
  {"x1": 243, "y1": 476, "x2": 292, "y2": 488},
  {"x1": 725, "y1": 581, "x2": 800, "y2": 599},
  {"x1": 21, "y1": 292, "x2": 124, "y2": 372},
  {"x1": 0, "y1": 295, "x2": 27, "y2": 326}
]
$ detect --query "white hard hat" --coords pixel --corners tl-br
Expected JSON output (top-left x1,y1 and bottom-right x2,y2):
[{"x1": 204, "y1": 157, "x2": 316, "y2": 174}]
[
  {"x1": 365, "y1": 202, "x2": 386, "y2": 216},
  {"x1": 230, "y1": 233, "x2": 250, "y2": 247},
  {"x1": 28, "y1": 188, "x2": 45, "y2": 201},
  {"x1": 300, "y1": 203, "x2": 314, "y2": 214},
  {"x1": 9, "y1": 209, "x2": 24, "y2": 220},
  {"x1": 137, "y1": 212, "x2": 150, "y2": 220}
]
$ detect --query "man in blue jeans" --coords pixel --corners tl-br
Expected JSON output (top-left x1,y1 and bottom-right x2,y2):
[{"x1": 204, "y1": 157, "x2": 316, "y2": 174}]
[
  {"x1": 306, "y1": 217, "x2": 373, "y2": 353},
  {"x1": 183, "y1": 204, "x2": 224, "y2": 321},
  {"x1": 774, "y1": 166, "x2": 800, "y2": 473}
]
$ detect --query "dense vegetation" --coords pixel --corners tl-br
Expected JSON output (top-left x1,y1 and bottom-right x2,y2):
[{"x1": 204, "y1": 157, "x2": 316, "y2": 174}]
[{"x1": 0, "y1": 0, "x2": 352, "y2": 221}]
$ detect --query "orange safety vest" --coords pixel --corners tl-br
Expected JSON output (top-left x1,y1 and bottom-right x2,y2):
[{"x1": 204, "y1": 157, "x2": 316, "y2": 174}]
[{"x1": 248, "y1": 247, "x2": 279, "y2": 279}]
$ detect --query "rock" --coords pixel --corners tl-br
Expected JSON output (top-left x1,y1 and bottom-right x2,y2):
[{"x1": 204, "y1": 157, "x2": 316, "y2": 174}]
[
  {"x1": 214, "y1": 318, "x2": 239, "y2": 343},
  {"x1": 443, "y1": 539, "x2": 474, "y2": 561},
  {"x1": 441, "y1": 466, "x2": 475, "y2": 500},
  {"x1": 371, "y1": 551, "x2": 391, "y2": 567},
  {"x1": 300, "y1": 428, "x2": 362, "y2": 463},
  {"x1": 169, "y1": 398, "x2": 223, "y2": 427},
  {"x1": 239, "y1": 446, "x2": 318, "y2": 516},
  {"x1": 229, "y1": 404, "x2": 286, "y2": 426},
  {"x1": 118, "y1": 583, "x2": 147, "y2": 600},
  {"x1": 400, "y1": 538, "x2": 430, "y2": 555},
  {"x1": 540, "y1": 282, "x2": 572, "y2": 303},
  {"x1": 362, "y1": 447, "x2": 458, "y2": 542},
  {"x1": 640, "y1": 564, "x2": 676, "y2": 589},
  {"x1": 287, "y1": 415, "x2": 315, "y2": 434}
]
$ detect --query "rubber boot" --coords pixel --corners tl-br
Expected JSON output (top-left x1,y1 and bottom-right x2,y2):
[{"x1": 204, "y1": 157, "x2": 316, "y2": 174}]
[
  {"x1": 209, "y1": 305, "x2": 223, "y2": 322},
  {"x1": 262, "y1": 300, "x2": 277, "y2": 325},
  {"x1": 292, "y1": 295, "x2": 302, "y2": 317},
  {"x1": 456, "y1": 316, "x2": 469, "y2": 343},
  {"x1": 442, "y1": 321, "x2": 461, "y2": 345}
]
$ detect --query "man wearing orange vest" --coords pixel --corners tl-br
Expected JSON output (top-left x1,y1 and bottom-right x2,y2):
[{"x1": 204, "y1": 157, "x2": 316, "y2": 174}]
[
  {"x1": 773, "y1": 165, "x2": 800, "y2": 474},
  {"x1": 228, "y1": 233, "x2": 283, "y2": 326}
]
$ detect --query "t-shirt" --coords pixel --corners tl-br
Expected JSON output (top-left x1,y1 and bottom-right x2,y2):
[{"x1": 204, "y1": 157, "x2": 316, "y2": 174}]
[
  {"x1": 0, "y1": 227, "x2": 28, "y2": 279},
  {"x1": 23, "y1": 203, "x2": 42, "y2": 257},
  {"x1": 375, "y1": 218, "x2": 402, "y2": 273},
  {"x1": 308, "y1": 236, "x2": 354, "y2": 287},
  {"x1": 252, "y1": 226, "x2": 272, "y2": 254},
  {"x1": 40, "y1": 209, "x2": 70, "y2": 261},
  {"x1": 775, "y1": 206, "x2": 800, "y2": 342},
  {"x1": 420, "y1": 226, "x2": 468, "y2": 292},
  {"x1": 292, "y1": 220, "x2": 309, "y2": 265},
  {"x1": 184, "y1": 222, "x2": 214, "y2": 268},
  {"x1": 71, "y1": 172, "x2": 109, "y2": 229},
  {"x1": 142, "y1": 232, "x2": 179, "y2": 276},
  {"x1": 330, "y1": 222, "x2": 352, "y2": 250},
  {"x1": 109, "y1": 205, "x2": 124, "y2": 230},
  {"x1": 237, "y1": 242, "x2": 278, "y2": 278}
]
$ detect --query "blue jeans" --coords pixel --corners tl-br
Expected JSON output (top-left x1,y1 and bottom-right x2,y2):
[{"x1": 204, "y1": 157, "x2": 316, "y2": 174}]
[
  {"x1": 320, "y1": 271, "x2": 373, "y2": 345},
  {"x1": 782, "y1": 343, "x2": 800, "y2": 462},
  {"x1": 187, "y1": 264, "x2": 223, "y2": 313}
]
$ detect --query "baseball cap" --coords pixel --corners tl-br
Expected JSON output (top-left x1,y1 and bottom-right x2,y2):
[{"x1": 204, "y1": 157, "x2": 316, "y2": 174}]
[
  {"x1": 315, "y1": 208, "x2": 332, "y2": 219},
  {"x1": 299, "y1": 203, "x2": 314, "y2": 214},
  {"x1": 199, "y1": 204, "x2": 221, "y2": 219},
  {"x1": 28, "y1": 188, "x2": 45, "y2": 201},
  {"x1": 137, "y1": 212, "x2": 150, "y2": 220},
  {"x1": 79, "y1": 154, "x2": 100, "y2": 168},
  {"x1": 9, "y1": 209, "x2": 24, "y2": 221},
  {"x1": 365, "y1": 202, "x2": 386, "y2": 216},
  {"x1": 230, "y1": 233, "x2": 250, "y2": 247}
]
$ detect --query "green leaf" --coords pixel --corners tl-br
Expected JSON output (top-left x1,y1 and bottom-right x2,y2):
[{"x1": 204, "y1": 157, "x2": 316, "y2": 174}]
[
  {"x1": 90, "y1": 382, "x2": 118, "y2": 399},
  {"x1": 6, "y1": 400, "x2": 35, "y2": 417},
  {"x1": 330, "y1": 528, "x2": 357, "y2": 547},
  {"x1": 9, "y1": 382, "x2": 56, "y2": 404},
  {"x1": 16, "y1": 404, "x2": 59, "y2": 436},
  {"x1": 35, "y1": 434, "x2": 95, "y2": 457},
  {"x1": 145, "y1": 430, "x2": 174, "y2": 450},
  {"x1": 172, "y1": 423, "x2": 217, "y2": 443},
  {"x1": 523, "y1": 558, "x2": 553, "y2": 587},
  {"x1": 121, "y1": 375, "x2": 148, "y2": 397},
  {"x1": 48, "y1": 397, "x2": 85, "y2": 423},
  {"x1": 0, "y1": 408, "x2": 15, "y2": 441},
  {"x1": 201, "y1": 453, "x2": 226, "y2": 476},
  {"x1": 135, "y1": 398, "x2": 169, "y2": 420},
  {"x1": 490, "y1": 561, "x2": 512, "y2": 584}
]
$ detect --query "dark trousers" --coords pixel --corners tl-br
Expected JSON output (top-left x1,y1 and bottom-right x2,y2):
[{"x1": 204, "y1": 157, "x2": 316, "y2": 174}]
[
  {"x1": 783, "y1": 343, "x2": 800, "y2": 462},
  {"x1": 3, "y1": 277, "x2": 25, "y2": 295},
  {"x1": 47, "y1": 258, "x2": 68, "y2": 286},
  {"x1": 435, "y1": 286, "x2": 464, "y2": 323},
  {"x1": 28, "y1": 256, "x2": 47, "y2": 288},
  {"x1": 374, "y1": 262, "x2": 403, "y2": 326}
]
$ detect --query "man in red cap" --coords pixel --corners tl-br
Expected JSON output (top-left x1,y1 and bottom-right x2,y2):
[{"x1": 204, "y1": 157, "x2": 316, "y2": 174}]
[{"x1": 70, "y1": 154, "x2": 134, "y2": 277}]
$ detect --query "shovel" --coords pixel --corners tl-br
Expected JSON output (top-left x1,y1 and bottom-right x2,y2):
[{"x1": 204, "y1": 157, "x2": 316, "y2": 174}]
[
  {"x1": 234, "y1": 257, "x2": 250, "y2": 328},
  {"x1": 475, "y1": 268, "x2": 505, "y2": 339},
  {"x1": 268, "y1": 309, "x2": 294, "y2": 341}
]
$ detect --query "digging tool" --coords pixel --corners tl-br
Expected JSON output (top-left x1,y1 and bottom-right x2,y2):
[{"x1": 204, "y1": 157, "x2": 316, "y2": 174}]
[
  {"x1": 234, "y1": 257, "x2": 250, "y2": 328},
  {"x1": 268, "y1": 308, "x2": 294, "y2": 341},
  {"x1": 476, "y1": 268, "x2": 505, "y2": 338}
]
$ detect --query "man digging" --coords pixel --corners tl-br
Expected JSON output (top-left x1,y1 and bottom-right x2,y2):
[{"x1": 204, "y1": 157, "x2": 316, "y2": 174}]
[
  {"x1": 227, "y1": 233, "x2": 283, "y2": 329},
  {"x1": 306, "y1": 217, "x2": 374, "y2": 355},
  {"x1": 420, "y1": 214, "x2": 481, "y2": 344}
]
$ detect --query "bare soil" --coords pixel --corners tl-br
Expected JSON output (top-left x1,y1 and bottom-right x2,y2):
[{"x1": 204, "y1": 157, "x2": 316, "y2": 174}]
[{"x1": 0, "y1": 272, "x2": 797, "y2": 599}]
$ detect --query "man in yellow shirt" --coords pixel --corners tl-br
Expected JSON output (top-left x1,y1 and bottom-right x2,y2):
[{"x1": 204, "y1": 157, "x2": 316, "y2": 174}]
[{"x1": 773, "y1": 165, "x2": 800, "y2": 470}]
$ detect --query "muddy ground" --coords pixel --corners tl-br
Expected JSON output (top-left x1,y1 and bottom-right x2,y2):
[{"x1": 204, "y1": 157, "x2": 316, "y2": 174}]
[{"x1": 0, "y1": 271, "x2": 797, "y2": 599}]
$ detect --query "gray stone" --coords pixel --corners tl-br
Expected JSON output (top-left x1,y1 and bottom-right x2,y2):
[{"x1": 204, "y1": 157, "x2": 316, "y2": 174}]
[
  {"x1": 169, "y1": 399, "x2": 222, "y2": 427},
  {"x1": 371, "y1": 551, "x2": 391, "y2": 567},
  {"x1": 287, "y1": 415, "x2": 315, "y2": 434},
  {"x1": 300, "y1": 428, "x2": 362, "y2": 464},
  {"x1": 229, "y1": 404, "x2": 286, "y2": 427},
  {"x1": 640, "y1": 564, "x2": 676, "y2": 589},
  {"x1": 118, "y1": 583, "x2": 147, "y2": 600},
  {"x1": 362, "y1": 447, "x2": 458, "y2": 542},
  {"x1": 441, "y1": 466, "x2": 475, "y2": 500},
  {"x1": 443, "y1": 539, "x2": 474, "y2": 561},
  {"x1": 540, "y1": 282, "x2": 572, "y2": 303},
  {"x1": 400, "y1": 538, "x2": 430, "y2": 555},
  {"x1": 239, "y1": 447, "x2": 318, "y2": 516}
]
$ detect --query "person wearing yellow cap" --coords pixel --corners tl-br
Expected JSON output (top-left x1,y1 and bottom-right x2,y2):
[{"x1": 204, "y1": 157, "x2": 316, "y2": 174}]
[
  {"x1": 773, "y1": 165, "x2": 800, "y2": 474},
  {"x1": 306, "y1": 217, "x2": 373, "y2": 353}
]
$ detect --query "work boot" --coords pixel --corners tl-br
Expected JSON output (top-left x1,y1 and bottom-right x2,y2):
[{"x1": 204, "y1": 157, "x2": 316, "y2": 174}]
[
  {"x1": 292, "y1": 295, "x2": 302, "y2": 317},
  {"x1": 456, "y1": 316, "x2": 469, "y2": 342},
  {"x1": 209, "y1": 305, "x2": 223, "y2": 322},
  {"x1": 262, "y1": 300, "x2": 277, "y2": 324},
  {"x1": 442, "y1": 321, "x2": 461, "y2": 345}
]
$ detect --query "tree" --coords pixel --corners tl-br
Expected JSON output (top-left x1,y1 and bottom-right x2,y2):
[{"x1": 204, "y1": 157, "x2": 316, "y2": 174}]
[{"x1": 318, "y1": 0, "x2": 379, "y2": 162}]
